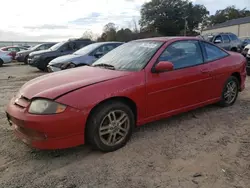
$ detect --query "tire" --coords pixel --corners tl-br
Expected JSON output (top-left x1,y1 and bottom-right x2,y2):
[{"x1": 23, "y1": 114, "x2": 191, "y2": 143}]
[
  {"x1": 231, "y1": 48, "x2": 237, "y2": 52},
  {"x1": 24, "y1": 56, "x2": 28, "y2": 64},
  {"x1": 40, "y1": 58, "x2": 53, "y2": 72},
  {"x1": 219, "y1": 76, "x2": 239, "y2": 107},
  {"x1": 247, "y1": 68, "x2": 250, "y2": 76},
  {"x1": 0, "y1": 59, "x2": 3, "y2": 67},
  {"x1": 86, "y1": 101, "x2": 135, "y2": 152}
]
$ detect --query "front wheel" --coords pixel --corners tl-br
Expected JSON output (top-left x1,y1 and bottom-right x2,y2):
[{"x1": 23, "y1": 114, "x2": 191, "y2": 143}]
[
  {"x1": 219, "y1": 76, "x2": 239, "y2": 107},
  {"x1": 86, "y1": 101, "x2": 135, "y2": 152}
]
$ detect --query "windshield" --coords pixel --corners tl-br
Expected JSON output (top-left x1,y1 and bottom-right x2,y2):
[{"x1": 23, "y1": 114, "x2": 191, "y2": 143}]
[
  {"x1": 92, "y1": 41, "x2": 163, "y2": 71},
  {"x1": 29, "y1": 44, "x2": 41, "y2": 50},
  {"x1": 74, "y1": 43, "x2": 102, "y2": 55},
  {"x1": 49, "y1": 41, "x2": 66, "y2": 51}
]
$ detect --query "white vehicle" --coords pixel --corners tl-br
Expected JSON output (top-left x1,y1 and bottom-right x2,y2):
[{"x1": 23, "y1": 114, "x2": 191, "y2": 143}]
[
  {"x1": 0, "y1": 50, "x2": 12, "y2": 67},
  {"x1": 243, "y1": 44, "x2": 250, "y2": 59}
]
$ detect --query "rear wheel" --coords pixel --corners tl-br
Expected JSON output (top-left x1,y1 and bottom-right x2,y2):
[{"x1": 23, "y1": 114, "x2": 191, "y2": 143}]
[
  {"x1": 40, "y1": 58, "x2": 53, "y2": 72},
  {"x1": 219, "y1": 76, "x2": 239, "y2": 107},
  {"x1": 86, "y1": 101, "x2": 135, "y2": 152},
  {"x1": 0, "y1": 59, "x2": 3, "y2": 67}
]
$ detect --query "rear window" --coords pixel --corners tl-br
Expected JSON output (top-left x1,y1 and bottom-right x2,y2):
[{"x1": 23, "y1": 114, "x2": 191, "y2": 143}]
[{"x1": 229, "y1": 34, "x2": 238, "y2": 41}]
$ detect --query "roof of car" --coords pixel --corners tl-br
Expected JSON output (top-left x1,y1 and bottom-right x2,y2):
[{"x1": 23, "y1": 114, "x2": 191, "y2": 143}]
[{"x1": 136, "y1": 36, "x2": 200, "y2": 42}]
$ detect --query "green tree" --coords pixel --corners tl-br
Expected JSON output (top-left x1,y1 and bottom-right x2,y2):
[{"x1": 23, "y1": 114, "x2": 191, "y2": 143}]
[
  {"x1": 116, "y1": 28, "x2": 133, "y2": 42},
  {"x1": 209, "y1": 6, "x2": 250, "y2": 25},
  {"x1": 139, "y1": 0, "x2": 209, "y2": 36}
]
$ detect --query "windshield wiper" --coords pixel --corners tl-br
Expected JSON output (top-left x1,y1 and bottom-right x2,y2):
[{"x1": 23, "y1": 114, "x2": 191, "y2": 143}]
[{"x1": 93, "y1": 63, "x2": 115, "y2": 70}]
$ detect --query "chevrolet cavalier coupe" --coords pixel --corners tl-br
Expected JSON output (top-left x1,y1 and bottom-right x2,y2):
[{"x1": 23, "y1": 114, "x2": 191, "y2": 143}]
[{"x1": 6, "y1": 37, "x2": 247, "y2": 152}]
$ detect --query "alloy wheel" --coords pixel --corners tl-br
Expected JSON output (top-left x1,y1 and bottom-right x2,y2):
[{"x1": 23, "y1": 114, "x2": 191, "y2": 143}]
[{"x1": 99, "y1": 110, "x2": 130, "y2": 146}]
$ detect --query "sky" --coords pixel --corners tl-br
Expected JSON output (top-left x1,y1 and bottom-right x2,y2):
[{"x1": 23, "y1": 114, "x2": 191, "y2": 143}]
[{"x1": 0, "y1": 0, "x2": 249, "y2": 42}]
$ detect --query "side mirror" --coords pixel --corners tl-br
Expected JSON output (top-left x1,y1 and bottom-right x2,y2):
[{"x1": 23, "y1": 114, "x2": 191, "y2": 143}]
[
  {"x1": 94, "y1": 51, "x2": 104, "y2": 58},
  {"x1": 153, "y1": 61, "x2": 174, "y2": 73},
  {"x1": 214, "y1": 39, "x2": 222, "y2": 43}
]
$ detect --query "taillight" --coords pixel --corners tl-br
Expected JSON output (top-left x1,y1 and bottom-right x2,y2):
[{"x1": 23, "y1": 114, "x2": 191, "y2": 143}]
[{"x1": 8, "y1": 53, "x2": 12, "y2": 56}]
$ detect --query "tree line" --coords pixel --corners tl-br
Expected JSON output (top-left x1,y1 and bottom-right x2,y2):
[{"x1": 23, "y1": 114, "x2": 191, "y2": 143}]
[{"x1": 82, "y1": 0, "x2": 250, "y2": 42}]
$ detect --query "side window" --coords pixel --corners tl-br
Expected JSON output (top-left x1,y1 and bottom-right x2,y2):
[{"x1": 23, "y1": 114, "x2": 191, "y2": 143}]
[
  {"x1": 158, "y1": 40, "x2": 203, "y2": 70},
  {"x1": 60, "y1": 43, "x2": 73, "y2": 51},
  {"x1": 37, "y1": 45, "x2": 46, "y2": 50},
  {"x1": 68, "y1": 42, "x2": 77, "y2": 50},
  {"x1": 229, "y1": 34, "x2": 238, "y2": 41},
  {"x1": 214, "y1": 35, "x2": 222, "y2": 42},
  {"x1": 222, "y1": 35, "x2": 230, "y2": 43},
  {"x1": 201, "y1": 42, "x2": 228, "y2": 62},
  {"x1": 7, "y1": 47, "x2": 16, "y2": 52},
  {"x1": 75, "y1": 42, "x2": 88, "y2": 50}
]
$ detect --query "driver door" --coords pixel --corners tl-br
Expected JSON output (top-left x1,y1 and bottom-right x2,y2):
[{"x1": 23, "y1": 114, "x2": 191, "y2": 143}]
[{"x1": 146, "y1": 40, "x2": 213, "y2": 117}]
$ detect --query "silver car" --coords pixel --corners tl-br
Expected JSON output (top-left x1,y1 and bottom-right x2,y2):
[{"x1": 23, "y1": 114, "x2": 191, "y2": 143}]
[
  {"x1": 47, "y1": 42, "x2": 123, "y2": 72},
  {"x1": 0, "y1": 50, "x2": 12, "y2": 67}
]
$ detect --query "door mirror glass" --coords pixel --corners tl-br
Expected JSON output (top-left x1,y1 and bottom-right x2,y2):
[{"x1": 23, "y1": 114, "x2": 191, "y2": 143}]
[{"x1": 154, "y1": 61, "x2": 174, "y2": 73}]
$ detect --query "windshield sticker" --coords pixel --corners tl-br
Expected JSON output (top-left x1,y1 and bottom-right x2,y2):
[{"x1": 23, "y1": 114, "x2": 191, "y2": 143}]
[{"x1": 139, "y1": 43, "x2": 158, "y2": 48}]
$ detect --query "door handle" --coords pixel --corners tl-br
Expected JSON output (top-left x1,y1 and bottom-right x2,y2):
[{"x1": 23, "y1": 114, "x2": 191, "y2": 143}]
[{"x1": 200, "y1": 69, "x2": 210, "y2": 73}]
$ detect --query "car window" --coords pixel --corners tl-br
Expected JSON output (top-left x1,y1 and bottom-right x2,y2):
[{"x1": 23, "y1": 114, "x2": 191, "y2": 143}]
[
  {"x1": 214, "y1": 35, "x2": 222, "y2": 42},
  {"x1": 60, "y1": 43, "x2": 74, "y2": 51},
  {"x1": 68, "y1": 42, "x2": 77, "y2": 50},
  {"x1": 37, "y1": 45, "x2": 47, "y2": 50},
  {"x1": 158, "y1": 40, "x2": 203, "y2": 70},
  {"x1": 222, "y1": 35, "x2": 230, "y2": 43},
  {"x1": 229, "y1": 34, "x2": 238, "y2": 41},
  {"x1": 201, "y1": 42, "x2": 228, "y2": 62},
  {"x1": 75, "y1": 42, "x2": 90, "y2": 50},
  {"x1": 95, "y1": 44, "x2": 118, "y2": 54},
  {"x1": 7, "y1": 47, "x2": 16, "y2": 52}
]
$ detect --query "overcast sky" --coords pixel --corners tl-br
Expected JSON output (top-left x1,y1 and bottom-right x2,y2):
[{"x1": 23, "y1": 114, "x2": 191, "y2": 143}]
[{"x1": 0, "y1": 0, "x2": 249, "y2": 41}]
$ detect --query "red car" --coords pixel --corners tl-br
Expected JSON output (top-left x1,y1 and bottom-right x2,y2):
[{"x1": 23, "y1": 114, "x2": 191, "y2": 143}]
[
  {"x1": 6, "y1": 37, "x2": 247, "y2": 152},
  {"x1": 1, "y1": 46, "x2": 28, "y2": 60}
]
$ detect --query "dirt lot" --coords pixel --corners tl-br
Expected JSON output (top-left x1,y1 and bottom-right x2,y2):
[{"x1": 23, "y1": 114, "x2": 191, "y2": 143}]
[{"x1": 0, "y1": 62, "x2": 250, "y2": 188}]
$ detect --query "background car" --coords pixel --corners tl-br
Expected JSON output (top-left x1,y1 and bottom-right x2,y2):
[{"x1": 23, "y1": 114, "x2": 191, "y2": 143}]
[
  {"x1": 240, "y1": 37, "x2": 250, "y2": 49},
  {"x1": 0, "y1": 50, "x2": 12, "y2": 66},
  {"x1": 48, "y1": 42, "x2": 123, "y2": 72},
  {"x1": 201, "y1": 32, "x2": 242, "y2": 52},
  {"x1": 16, "y1": 42, "x2": 57, "y2": 64},
  {"x1": 28, "y1": 38, "x2": 94, "y2": 71},
  {"x1": 242, "y1": 43, "x2": 250, "y2": 57},
  {"x1": 1, "y1": 46, "x2": 28, "y2": 60},
  {"x1": 243, "y1": 44, "x2": 250, "y2": 75},
  {"x1": 6, "y1": 37, "x2": 246, "y2": 152}
]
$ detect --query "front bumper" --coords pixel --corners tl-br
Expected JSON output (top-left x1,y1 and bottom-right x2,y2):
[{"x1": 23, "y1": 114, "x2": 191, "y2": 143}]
[
  {"x1": 28, "y1": 57, "x2": 41, "y2": 67},
  {"x1": 6, "y1": 96, "x2": 87, "y2": 149}
]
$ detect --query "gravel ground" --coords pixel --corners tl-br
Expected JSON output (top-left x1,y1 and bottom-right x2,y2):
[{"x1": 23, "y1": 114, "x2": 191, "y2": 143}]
[{"x1": 0, "y1": 62, "x2": 250, "y2": 188}]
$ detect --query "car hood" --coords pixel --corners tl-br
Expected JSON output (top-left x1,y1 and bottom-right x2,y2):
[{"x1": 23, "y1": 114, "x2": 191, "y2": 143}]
[
  {"x1": 29, "y1": 49, "x2": 53, "y2": 57},
  {"x1": 49, "y1": 54, "x2": 84, "y2": 65},
  {"x1": 19, "y1": 66, "x2": 131, "y2": 100}
]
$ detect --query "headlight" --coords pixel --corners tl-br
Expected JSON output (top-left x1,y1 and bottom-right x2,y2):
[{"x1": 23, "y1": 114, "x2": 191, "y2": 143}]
[
  {"x1": 33, "y1": 55, "x2": 40, "y2": 59},
  {"x1": 28, "y1": 99, "x2": 67, "y2": 114}
]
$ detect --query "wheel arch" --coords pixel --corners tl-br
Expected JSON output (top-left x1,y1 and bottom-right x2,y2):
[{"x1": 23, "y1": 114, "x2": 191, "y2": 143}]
[
  {"x1": 231, "y1": 72, "x2": 241, "y2": 89},
  {"x1": 231, "y1": 47, "x2": 237, "y2": 52}
]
